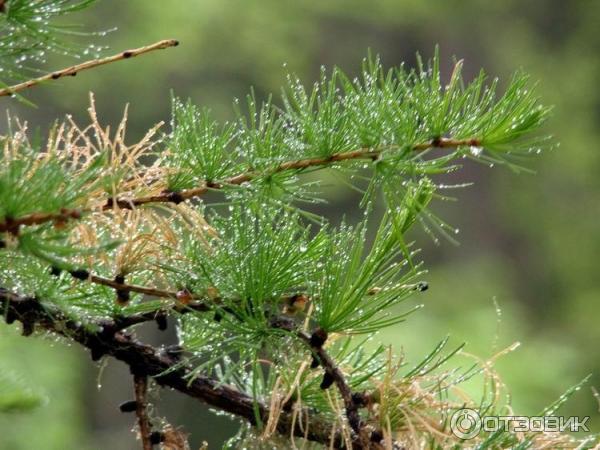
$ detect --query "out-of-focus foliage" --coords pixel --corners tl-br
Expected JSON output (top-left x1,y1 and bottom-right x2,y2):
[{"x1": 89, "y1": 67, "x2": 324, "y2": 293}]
[
  {"x1": 0, "y1": 326, "x2": 90, "y2": 450},
  {"x1": 0, "y1": 367, "x2": 45, "y2": 412},
  {"x1": 1, "y1": 1, "x2": 599, "y2": 449}
]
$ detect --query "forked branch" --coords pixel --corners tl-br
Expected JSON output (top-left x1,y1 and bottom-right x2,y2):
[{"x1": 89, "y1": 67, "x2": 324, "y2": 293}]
[{"x1": 0, "y1": 287, "x2": 380, "y2": 449}]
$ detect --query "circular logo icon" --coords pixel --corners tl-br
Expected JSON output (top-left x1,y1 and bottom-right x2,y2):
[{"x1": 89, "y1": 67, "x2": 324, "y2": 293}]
[{"x1": 450, "y1": 408, "x2": 482, "y2": 439}]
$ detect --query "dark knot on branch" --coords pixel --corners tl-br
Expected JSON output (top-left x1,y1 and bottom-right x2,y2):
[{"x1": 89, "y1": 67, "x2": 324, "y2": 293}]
[{"x1": 309, "y1": 327, "x2": 328, "y2": 348}]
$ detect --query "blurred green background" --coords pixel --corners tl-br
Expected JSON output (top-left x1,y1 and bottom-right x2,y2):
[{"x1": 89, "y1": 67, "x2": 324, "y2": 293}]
[{"x1": 1, "y1": 0, "x2": 599, "y2": 448}]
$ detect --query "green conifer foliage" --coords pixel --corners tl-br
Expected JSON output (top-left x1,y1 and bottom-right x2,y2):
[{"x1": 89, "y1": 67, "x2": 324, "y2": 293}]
[{"x1": 0, "y1": 1, "x2": 593, "y2": 448}]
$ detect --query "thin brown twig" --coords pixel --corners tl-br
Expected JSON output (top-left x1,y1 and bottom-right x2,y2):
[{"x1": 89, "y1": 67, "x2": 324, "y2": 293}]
[
  {"x1": 61, "y1": 268, "x2": 421, "y2": 332},
  {"x1": 0, "y1": 39, "x2": 179, "y2": 97},
  {"x1": 63, "y1": 269, "x2": 214, "y2": 314},
  {"x1": 0, "y1": 208, "x2": 81, "y2": 234},
  {"x1": 110, "y1": 137, "x2": 480, "y2": 209},
  {"x1": 87, "y1": 271, "x2": 180, "y2": 299},
  {"x1": 309, "y1": 333, "x2": 361, "y2": 431},
  {"x1": 271, "y1": 316, "x2": 368, "y2": 442},
  {"x1": 0, "y1": 137, "x2": 479, "y2": 234},
  {"x1": 133, "y1": 375, "x2": 153, "y2": 450}
]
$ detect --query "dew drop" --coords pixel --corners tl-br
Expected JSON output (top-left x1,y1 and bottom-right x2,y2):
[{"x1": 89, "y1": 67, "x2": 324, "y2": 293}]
[{"x1": 469, "y1": 146, "x2": 483, "y2": 157}]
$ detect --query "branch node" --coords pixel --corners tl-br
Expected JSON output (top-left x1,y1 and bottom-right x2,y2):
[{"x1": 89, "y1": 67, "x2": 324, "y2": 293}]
[
  {"x1": 166, "y1": 191, "x2": 184, "y2": 204},
  {"x1": 309, "y1": 327, "x2": 328, "y2": 348},
  {"x1": 2, "y1": 216, "x2": 18, "y2": 235},
  {"x1": 282, "y1": 394, "x2": 297, "y2": 412},
  {"x1": 431, "y1": 137, "x2": 442, "y2": 147},
  {"x1": 175, "y1": 289, "x2": 193, "y2": 304},
  {"x1": 310, "y1": 354, "x2": 320, "y2": 369},
  {"x1": 150, "y1": 431, "x2": 165, "y2": 445},
  {"x1": 119, "y1": 400, "x2": 139, "y2": 413},
  {"x1": 319, "y1": 371, "x2": 335, "y2": 390},
  {"x1": 162, "y1": 345, "x2": 183, "y2": 361},
  {"x1": 69, "y1": 269, "x2": 90, "y2": 280},
  {"x1": 5, "y1": 309, "x2": 16, "y2": 324},
  {"x1": 155, "y1": 313, "x2": 168, "y2": 331},
  {"x1": 370, "y1": 429, "x2": 384, "y2": 443},
  {"x1": 115, "y1": 274, "x2": 131, "y2": 305},
  {"x1": 351, "y1": 392, "x2": 369, "y2": 408},
  {"x1": 88, "y1": 339, "x2": 106, "y2": 361},
  {"x1": 21, "y1": 321, "x2": 35, "y2": 336}
]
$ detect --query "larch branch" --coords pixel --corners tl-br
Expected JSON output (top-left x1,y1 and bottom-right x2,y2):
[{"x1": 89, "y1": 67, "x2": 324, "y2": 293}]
[
  {"x1": 0, "y1": 39, "x2": 179, "y2": 97},
  {"x1": 112, "y1": 137, "x2": 480, "y2": 209},
  {"x1": 0, "y1": 287, "x2": 369, "y2": 449},
  {"x1": 0, "y1": 138, "x2": 478, "y2": 232}
]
